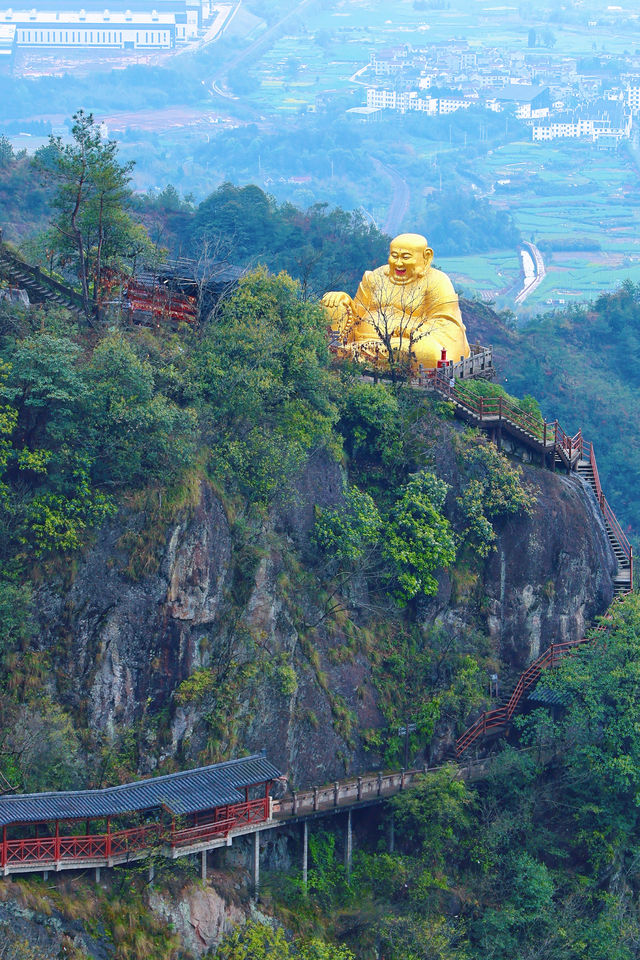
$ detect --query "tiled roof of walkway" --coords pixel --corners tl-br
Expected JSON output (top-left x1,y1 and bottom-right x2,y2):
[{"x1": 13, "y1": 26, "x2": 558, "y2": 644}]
[{"x1": 0, "y1": 754, "x2": 280, "y2": 826}]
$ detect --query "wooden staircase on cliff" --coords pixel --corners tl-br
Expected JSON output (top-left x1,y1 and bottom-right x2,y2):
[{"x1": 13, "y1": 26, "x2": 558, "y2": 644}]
[
  {"x1": 577, "y1": 452, "x2": 632, "y2": 596},
  {"x1": 406, "y1": 373, "x2": 635, "y2": 759}
]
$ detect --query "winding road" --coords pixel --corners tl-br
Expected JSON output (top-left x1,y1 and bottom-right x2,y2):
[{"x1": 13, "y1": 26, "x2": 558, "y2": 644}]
[{"x1": 514, "y1": 241, "x2": 546, "y2": 305}]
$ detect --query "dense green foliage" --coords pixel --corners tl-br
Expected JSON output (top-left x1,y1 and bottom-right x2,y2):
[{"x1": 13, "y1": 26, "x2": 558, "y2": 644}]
[
  {"x1": 497, "y1": 280, "x2": 640, "y2": 537},
  {"x1": 313, "y1": 471, "x2": 456, "y2": 606},
  {"x1": 2, "y1": 149, "x2": 633, "y2": 960},
  {"x1": 455, "y1": 429, "x2": 535, "y2": 557},
  {"x1": 176, "y1": 181, "x2": 390, "y2": 299},
  {"x1": 214, "y1": 922, "x2": 355, "y2": 959},
  {"x1": 0, "y1": 137, "x2": 50, "y2": 241},
  {"x1": 263, "y1": 595, "x2": 640, "y2": 960}
]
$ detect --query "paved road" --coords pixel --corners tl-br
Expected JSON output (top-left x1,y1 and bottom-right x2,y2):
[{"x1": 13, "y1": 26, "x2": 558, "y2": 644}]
[
  {"x1": 514, "y1": 241, "x2": 546, "y2": 305},
  {"x1": 373, "y1": 159, "x2": 411, "y2": 235}
]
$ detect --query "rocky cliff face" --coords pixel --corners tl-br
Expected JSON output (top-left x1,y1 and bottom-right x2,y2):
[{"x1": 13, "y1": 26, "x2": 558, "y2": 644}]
[{"x1": 34, "y1": 423, "x2": 616, "y2": 787}]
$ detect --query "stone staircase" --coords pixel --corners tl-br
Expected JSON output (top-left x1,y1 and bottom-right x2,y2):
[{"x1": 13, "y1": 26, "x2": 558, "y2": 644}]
[{"x1": 0, "y1": 241, "x2": 84, "y2": 314}]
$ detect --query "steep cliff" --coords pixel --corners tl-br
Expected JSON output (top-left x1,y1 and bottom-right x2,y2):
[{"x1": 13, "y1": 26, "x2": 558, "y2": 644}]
[{"x1": 32, "y1": 410, "x2": 616, "y2": 787}]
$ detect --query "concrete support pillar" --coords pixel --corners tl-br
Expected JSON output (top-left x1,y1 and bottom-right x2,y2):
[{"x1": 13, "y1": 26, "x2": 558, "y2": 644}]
[
  {"x1": 201, "y1": 850, "x2": 207, "y2": 881},
  {"x1": 252, "y1": 832, "x2": 260, "y2": 899},
  {"x1": 43, "y1": 871, "x2": 48, "y2": 880},
  {"x1": 148, "y1": 863, "x2": 155, "y2": 883},
  {"x1": 389, "y1": 816, "x2": 395, "y2": 854},
  {"x1": 345, "y1": 809, "x2": 353, "y2": 878},
  {"x1": 302, "y1": 821, "x2": 308, "y2": 891},
  {"x1": 95, "y1": 867, "x2": 101, "y2": 884}
]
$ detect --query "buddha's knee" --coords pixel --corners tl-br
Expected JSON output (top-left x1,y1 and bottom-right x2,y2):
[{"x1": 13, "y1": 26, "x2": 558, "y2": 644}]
[{"x1": 413, "y1": 337, "x2": 442, "y2": 369}]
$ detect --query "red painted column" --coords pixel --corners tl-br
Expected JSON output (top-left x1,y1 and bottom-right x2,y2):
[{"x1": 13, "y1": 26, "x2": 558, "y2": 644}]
[
  {"x1": 1, "y1": 826, "x2": 6, "y2": 869},
  {"x1": 54, "y1": 821, "x2": 60, "y2": 862},
  {"x1": 106, "y1": 818, "x2": 111, "y2": 859}
]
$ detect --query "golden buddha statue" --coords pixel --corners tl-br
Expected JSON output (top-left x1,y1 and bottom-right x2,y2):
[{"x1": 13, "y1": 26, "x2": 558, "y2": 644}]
[{"x1": 322, "y1": 233, "x2": 470, "y2": 370}]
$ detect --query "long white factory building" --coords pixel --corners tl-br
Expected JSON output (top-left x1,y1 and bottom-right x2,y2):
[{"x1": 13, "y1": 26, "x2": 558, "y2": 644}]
[{"x1": 0, "y1": 0, "x2": 220, "y2": 50}]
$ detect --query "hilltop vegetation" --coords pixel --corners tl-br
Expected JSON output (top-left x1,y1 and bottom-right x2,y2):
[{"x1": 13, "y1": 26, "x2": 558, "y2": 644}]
[{"x1": 0, "y1": 130, "x2": 638, "y2": 958}]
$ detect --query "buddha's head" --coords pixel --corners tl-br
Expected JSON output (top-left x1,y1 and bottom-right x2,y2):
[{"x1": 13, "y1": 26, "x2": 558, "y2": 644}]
[{"x1": 388, "y1": 233, "x2": 434, "y2": 284}]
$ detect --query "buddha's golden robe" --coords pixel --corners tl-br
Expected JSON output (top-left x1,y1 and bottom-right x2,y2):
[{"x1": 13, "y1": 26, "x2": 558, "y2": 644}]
[{"x1": 347, "y1": 264, "x2": 470, "y2": 369}]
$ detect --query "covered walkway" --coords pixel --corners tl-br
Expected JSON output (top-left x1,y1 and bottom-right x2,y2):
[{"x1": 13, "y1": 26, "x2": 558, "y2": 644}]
[{"x1": 0, "y1": 753, "x2": 280, "y2": 876}]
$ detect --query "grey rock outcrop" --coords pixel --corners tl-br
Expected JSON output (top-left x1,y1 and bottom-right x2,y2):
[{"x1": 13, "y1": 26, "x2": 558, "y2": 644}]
[{"x1": 33, "y1": 432, "x2": 617, "y2": 785}]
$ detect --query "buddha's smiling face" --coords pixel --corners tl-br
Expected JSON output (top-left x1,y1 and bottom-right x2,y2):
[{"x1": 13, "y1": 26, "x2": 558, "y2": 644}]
[{"x1": 387, "y1": 234, "x2": 431, "y2": 284}]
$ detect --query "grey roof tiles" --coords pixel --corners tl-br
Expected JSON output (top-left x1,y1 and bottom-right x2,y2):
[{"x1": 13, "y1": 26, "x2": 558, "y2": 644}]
[{"x1": 0, "y1": 754, "x2": 281, "y2": 826}]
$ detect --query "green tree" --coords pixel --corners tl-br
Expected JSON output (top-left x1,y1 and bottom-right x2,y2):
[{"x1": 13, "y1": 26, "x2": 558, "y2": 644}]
[
  {"x1": 313, "y1": 484, "x2": 382, "y2": 570},
  {"x1": 214, "y1": 922, "x2": 355, "y2": 960},
  {"x1": 383, "y1": 471, "x2": 456, "y2": 605},
  {"x1": 196, "y1": 268, "x2": 337, "y2": 504},
  {"x1": 34, "y1": 110, "x2": 149, "y2": 317},
  {"x1": 83, "y1": 334, "x2": 197, "y2": 488}
]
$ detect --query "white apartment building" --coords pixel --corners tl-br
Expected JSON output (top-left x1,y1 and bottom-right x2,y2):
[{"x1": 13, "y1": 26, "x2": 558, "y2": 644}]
[
  {"x1": 438, "y1": 96, "x2": 472, "y2": 114},
  {"x1": 532, "y1": 105, "x2": 631, "y2": 142},
  {"x1": 366, "y1": 88, "x2": 439, "y2": 115},
  {"x1": 626, "y1": 81, "x2": 640, "y2": 112}
]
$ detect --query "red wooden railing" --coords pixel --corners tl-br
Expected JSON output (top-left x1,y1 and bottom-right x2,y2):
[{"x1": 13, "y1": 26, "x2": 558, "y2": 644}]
[
  {"x1": 0, "y1": 799, "x2": 269, "y2": 870},
  {"x1": 455, "y1": 598, "x2": 627, "y2": 757},
  {"x1": 170, "y1": 799, "x2": 269, "y2": 848},
  {"x1": 422, "y1": 370, "x2": 583, "y2": 461},
  {"x1": 428, "y1": 370, "x2": 632, "y2": 576},
  {"x1": 583, "y1": 440, "x2": 633, "y2": 586},
  {"x1": 109, "y1": 823, "x2": 164, "y2": 857}
]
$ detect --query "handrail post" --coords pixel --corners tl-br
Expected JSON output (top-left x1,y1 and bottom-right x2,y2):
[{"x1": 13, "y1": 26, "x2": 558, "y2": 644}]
[
  {"x1": 498, "y1": 396, "x2": 502, "y2": 420},
  {"x1": 54, "y1": 821, "x2": 60, "y2": 863},
  {"x1": 543, "y1": 421, "x2": 547, "y2": 447},
  {"x1": 1, "y1": 826, "x2": 5, "y2": 869},
  {"x1": 480, "y1": 397, "x2": 483, "y2": 418},
  {"x1": 106, "y1": 818, "x2": 111, "y2": 859}
]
